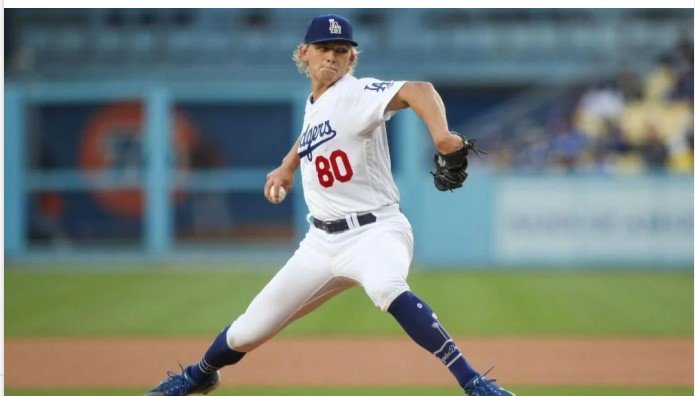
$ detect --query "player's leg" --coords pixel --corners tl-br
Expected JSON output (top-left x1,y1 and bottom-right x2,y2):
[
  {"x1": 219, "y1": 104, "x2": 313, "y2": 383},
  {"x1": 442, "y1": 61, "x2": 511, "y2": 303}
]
[
  {"x1": 344, "y1": 216, "x2": 511, "y2": 394},
  {"x1": 346, "y1": 219, "x2": 477, "y2": 386},
  {"x1": 186, "y1": 272, "x2": 354, "y2": 382},
  {"x1": 388, "y1": 292, "x2": 515, "y2": 395},
  {"x1": 192, "y1": 239, "x2": 346, "y2": 374},
  {"x1": 146, "y1": 231, "x2": 352, "y2": 395}
]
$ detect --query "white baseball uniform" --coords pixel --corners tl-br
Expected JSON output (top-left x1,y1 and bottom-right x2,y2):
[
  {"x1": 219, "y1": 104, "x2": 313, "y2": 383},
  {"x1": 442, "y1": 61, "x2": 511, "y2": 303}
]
[{"x1": 226, "y1": 75, "x2": 414, "y2": 352}]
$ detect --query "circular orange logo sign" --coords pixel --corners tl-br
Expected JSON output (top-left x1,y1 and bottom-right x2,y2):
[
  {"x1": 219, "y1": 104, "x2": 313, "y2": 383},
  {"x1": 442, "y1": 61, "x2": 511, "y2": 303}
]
[{"x1": 79, "y1": 102, "x2": 198, "y2": 217}]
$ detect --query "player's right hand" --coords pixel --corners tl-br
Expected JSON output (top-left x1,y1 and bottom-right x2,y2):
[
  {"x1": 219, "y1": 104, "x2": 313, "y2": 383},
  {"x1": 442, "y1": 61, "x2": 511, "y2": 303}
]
[{"x1": 264, "y1": 165, "x2": 295, "y2": 204}]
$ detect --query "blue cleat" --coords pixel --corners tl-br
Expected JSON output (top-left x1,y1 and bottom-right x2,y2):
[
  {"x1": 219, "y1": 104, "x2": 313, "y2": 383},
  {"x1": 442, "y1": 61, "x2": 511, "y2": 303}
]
[
  {"x1": 145, "y1": 365, "x2": 220, "y2": 396},
  {"x1": 463, "y1": 368, "x2": 515, "y2": 396}
]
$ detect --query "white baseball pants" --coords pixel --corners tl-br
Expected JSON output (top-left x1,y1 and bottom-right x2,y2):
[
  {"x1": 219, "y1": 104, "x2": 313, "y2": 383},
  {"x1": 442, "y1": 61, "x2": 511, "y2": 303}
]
[{"x1": 225, "y1": 204, "x2": 414, "y2": 352}]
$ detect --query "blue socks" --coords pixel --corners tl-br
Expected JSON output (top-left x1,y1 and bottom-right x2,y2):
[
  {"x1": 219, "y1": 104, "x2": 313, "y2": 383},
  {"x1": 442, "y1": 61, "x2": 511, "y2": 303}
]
[
  {"x1": 187, "y1": 325, "x2": 246, "y2": 383},
  {"x1": 187, "y1": 293, "x2": 478, "y2": 389},
  {"x1": 388, "y1": 291, "x2": 479, "y2": 388}
]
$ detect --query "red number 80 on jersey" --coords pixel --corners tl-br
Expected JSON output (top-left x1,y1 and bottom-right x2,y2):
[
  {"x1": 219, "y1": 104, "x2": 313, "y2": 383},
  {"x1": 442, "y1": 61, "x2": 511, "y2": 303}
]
[{"x1": 315, "y1": 150, "x2": 353, "y2": 188}]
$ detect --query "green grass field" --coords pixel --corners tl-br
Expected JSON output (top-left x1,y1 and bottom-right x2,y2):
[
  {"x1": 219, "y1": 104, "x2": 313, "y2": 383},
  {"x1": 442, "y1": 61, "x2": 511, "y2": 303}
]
[
  {"x1": 5, "y1": 268, "x2": 693, "y2": 395},
  {"x1": 5, "y1": 268, "x2": 693, "y2": 337}
]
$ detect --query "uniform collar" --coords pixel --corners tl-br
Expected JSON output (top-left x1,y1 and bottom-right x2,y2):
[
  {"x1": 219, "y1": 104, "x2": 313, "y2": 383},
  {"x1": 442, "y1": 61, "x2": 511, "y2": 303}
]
[{"x1": 308, "y1": 74, "x2": 354, "y2": 105}]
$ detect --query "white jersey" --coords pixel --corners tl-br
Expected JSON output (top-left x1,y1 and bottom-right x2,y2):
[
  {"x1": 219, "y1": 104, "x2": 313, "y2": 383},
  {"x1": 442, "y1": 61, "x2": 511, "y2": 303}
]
[{"x1": 298, "y1": 74, "x2": 405, "y2": 220}]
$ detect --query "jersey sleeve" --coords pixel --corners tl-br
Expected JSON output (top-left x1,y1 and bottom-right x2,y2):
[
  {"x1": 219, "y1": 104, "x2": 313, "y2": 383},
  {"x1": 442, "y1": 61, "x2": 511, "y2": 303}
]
[{"x1": 345, "y1": 78, "x2": 406, "y2": 137}]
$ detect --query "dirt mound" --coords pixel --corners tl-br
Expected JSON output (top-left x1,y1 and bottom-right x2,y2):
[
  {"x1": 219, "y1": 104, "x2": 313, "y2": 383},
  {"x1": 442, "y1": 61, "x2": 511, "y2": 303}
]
[{"x1": 5, "y1": 337, "x2": 693, "y2": 388}]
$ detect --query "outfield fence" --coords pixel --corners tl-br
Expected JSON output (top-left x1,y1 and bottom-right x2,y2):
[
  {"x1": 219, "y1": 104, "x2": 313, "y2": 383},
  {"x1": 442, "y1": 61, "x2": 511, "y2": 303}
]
[{"x1": 5, "y1": 81, "x2": 693, "y2": 268}]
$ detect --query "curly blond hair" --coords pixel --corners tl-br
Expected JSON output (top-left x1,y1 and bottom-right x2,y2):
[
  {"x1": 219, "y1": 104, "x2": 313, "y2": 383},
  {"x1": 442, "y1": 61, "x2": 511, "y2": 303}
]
[{"x1": 292, "y1": 43, "x2": 360, "y2": 77}]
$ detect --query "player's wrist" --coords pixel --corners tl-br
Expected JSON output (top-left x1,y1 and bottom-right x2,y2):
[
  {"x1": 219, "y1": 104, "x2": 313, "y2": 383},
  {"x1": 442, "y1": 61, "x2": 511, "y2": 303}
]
[
  {"x1": 435, "y1": 132, "x2": 464, "y2": 154},
  {"x1": 280, "y1": 160, "x2": 299, "y2": 173},
  {"x1": 281, "y1": 154, "x2": 301, "y2": 171}
]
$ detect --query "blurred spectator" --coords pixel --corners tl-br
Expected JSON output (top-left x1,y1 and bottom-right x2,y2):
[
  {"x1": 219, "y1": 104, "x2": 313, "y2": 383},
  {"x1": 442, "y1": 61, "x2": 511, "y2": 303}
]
[
  {"x1": 643, "y1": 55, "x2": 676, "y2": 102},
  {"x1": 617, "y1": 70, "x2": 643, "y2": 101},
  {"x1": 567, "y1": 42, "x2": 692, "y2": 175},
  {"x1": 574, "y1": 81, "x2": 625, "y2": 140},
  {"x1": 639, "y1": 124, "x2": 669, "y2": 171},
  {"x1": 600, "y1": 118, "x2": 632, "y2": 155},
  {"x1": 576, "y1": 82, "x2": 624, "y2": 122},
  {"x1": 587, "y1": 119, "x2": 635, "y2": 174},
  {"x1": 548, "y1": 117, "x2": 588, "y2": 172}
]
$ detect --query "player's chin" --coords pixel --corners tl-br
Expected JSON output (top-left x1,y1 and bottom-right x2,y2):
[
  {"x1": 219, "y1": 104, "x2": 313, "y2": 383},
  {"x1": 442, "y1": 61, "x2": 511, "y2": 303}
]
[{"x1": 318, "y1": 68, "x2": 339, "y2": 78}]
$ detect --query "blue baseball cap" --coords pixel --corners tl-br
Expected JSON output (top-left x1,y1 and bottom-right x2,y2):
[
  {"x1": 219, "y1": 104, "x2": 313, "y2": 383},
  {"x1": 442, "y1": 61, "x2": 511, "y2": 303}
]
[{"x1": 304, "y1": 14, "x2": 358, "y2": 47}]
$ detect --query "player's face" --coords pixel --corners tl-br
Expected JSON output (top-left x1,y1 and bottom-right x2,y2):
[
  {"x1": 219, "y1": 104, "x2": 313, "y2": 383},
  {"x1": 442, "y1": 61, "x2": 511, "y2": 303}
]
[{"x1": 303, "y1": 42, "x2": 354, "y2": 84}]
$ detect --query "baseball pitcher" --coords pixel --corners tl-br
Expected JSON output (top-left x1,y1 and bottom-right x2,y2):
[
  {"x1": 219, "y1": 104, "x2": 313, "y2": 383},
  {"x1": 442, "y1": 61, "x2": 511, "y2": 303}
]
[{"x1": 147, "y1": 14, "x2": 513, "y2": 396}]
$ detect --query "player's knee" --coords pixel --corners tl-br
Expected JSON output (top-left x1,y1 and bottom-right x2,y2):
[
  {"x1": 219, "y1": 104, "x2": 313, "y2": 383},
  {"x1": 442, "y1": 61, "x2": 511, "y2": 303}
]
[
  {"x1": 225, "y1": 315, "x2": 274, "y2": 353},
  {"x1": 364, "y1": 281, "x2": 410, "y2": 312}
]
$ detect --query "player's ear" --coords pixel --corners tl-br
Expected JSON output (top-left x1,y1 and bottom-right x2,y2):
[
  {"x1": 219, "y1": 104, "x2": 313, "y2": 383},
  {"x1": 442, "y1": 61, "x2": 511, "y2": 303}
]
[{"x1": 299, "y1": 44, "x2": 310, "y2": 61}]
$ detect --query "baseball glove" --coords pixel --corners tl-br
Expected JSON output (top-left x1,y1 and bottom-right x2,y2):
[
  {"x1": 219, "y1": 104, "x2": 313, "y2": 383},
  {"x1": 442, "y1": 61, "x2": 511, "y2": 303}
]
[{"x1": 431, "y1": 133, "x2": 486, "y2": 191}]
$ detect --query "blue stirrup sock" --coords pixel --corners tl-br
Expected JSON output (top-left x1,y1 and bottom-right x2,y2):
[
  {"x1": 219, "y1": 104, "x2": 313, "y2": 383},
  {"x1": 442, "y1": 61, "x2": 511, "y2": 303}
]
[
  {"x1": 187, "y1": 325, "x2": 246, "y2": 383},
  {"x1": 388, "y1": 291, "x2": 479, "y2": 388}
]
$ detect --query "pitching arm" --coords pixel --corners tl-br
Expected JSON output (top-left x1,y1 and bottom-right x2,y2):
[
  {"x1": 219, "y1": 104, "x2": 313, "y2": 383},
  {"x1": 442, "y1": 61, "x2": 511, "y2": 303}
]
[{"x1": 264, "y1": 137, "x2": 300, "y2": 203}]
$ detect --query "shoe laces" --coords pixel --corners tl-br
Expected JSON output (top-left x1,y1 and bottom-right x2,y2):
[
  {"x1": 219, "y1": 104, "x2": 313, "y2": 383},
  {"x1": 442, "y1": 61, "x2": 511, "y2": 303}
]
[
  {"x1": 480, "y1": 366, "x2": 496, "y2": 380},
  {"x1": 164, "y1": 361, "x2": 186, "y2": 379},
  {"x1": 159, "y1": 362, "x2": 192, "y2": 391},
  {"x1": 474, "y1": 366, "x2": 500, "y2": 390}
]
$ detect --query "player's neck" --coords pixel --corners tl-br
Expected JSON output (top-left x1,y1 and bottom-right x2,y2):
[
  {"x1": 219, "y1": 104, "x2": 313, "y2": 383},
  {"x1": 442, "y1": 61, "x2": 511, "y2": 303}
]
[
  {"x1": 310, "y1": 75, "x2": 343, "y2": 102},
  {"x1": 310, "y1": 81, "x2": 332, "y2": 102}
]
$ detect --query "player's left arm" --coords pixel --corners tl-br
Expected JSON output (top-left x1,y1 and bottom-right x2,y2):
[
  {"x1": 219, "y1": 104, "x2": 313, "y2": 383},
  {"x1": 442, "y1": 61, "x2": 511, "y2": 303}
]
[{"x1": 386, "y1": 81, "x2": 463, "y2": 154}]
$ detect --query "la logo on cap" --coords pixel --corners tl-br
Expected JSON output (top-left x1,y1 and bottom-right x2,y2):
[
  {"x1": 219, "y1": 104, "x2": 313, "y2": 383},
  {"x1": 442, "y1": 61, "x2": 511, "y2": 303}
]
[{"x1": 328, "y1": 18, "x2": 342, "y2": 34}]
